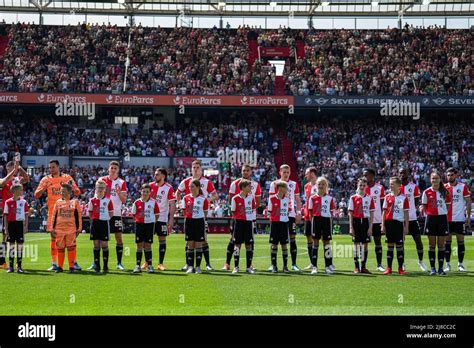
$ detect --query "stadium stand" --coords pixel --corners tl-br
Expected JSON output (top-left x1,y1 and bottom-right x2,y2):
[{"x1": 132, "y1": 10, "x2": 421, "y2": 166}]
[{"x1": 0, "y1": 24, "x2": 472, "y2": 96}]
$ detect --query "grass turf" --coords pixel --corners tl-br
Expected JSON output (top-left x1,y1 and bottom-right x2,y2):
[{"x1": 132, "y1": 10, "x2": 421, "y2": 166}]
[{"x1": 0, "y1": 233, "x2": 472, "y2": 315}]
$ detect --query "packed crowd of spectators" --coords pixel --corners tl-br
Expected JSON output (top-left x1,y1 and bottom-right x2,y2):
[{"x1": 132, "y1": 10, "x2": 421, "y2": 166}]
[
  {"x1": 289, "y1": 115, "x2": 473, "y2": 207},
  {"x1": 0, "y1": 112, "x2": 276, "y2": 159},
  {"x1": 286, "y1": 26, "x2": 473, "y2": 96},
  {"x1": 0, "y1": 112, "x2": 279, "y2": 216},
  {"x1": 0, "y1": 23, "x2": 274, "y2": 95},
  {"x1": 0, "y1": 23, "x2": 472, "y2": 96}
]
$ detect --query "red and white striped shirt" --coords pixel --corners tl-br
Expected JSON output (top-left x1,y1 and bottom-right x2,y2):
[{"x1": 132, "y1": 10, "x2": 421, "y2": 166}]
[
  {"x1": 229, "y1": 178, "x2": 261, "y2": 220},
  {"x1": 99, "y1": 176, "x2": 127, "y2": 217},
  {"x1": 365, "y1": 183, "x2": 385, "y2": 224},
  {"x1": 269, "y1": 179, "x2": 300, "y2": 218},
  {"x1": 348, "y1": 193, "x2": 375, "y2": 219},
  {"x1": 308, "y1": 194, "x2": 335, "y2": 218},
  {"x1": 303, "y1": 182, "x2": 318, "y2": 221},
  {"x1": 400, "y1": 182, "x2": 421, "y2": 221},
  {"x1": 422, "y1": 187, "x2": 451, "y2": 216},
  {"x1": 181, "y1": 194, "x2": 209, "y2": 219},
  {"x1": 445, "y1": 182, "x2": 470, "y2": 222},
  {"x1": 383, "y1": 193, "x2": 409, "y2": 222},
  {"x1": 132, "y1": 198, "x2": 160, "y2": 224},
  {"x1": 150, "y1": 182, "x2": 176, "y2": 223},
  {"x1": 231, "y1": 194, "x2": 256, "y2": 221},
  {"x1": 1, "y1": 176, "x2": 22, "y2": 211},
  {"x1": 87, "y1": 196, "x2": 113, "y2": 221},
  {"x1": 177, "y1": 176, "x2": 216, "y2": 198},
  {"x1": 268, "y1": 194, "x2": 292, "y2": 222},
  {"x1": 229, "y1": 178, "x2": 262, "y2": 198},
  {"x1": 3, "y1": 197, "x2": 29, "y2": 222}
]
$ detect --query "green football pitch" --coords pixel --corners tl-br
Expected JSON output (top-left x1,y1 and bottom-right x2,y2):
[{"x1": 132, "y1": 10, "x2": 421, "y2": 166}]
[{"x1": 0, "y1": 233, "x2": 472, "y2": 315}]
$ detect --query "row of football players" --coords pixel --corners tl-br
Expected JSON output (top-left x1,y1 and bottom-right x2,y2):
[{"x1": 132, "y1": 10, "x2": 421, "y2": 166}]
[
  {"x1": 0, "y1": 159, "x2": 470, "y2": 275},
  {"x1": 220, "y1": 164, "x2": 471, "y2": 275}
]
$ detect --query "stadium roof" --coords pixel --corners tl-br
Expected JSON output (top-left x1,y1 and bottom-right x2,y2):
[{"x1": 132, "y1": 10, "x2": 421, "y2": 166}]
[{"x1": 1, "y1": 0, "x2": 473, "y2": 17}]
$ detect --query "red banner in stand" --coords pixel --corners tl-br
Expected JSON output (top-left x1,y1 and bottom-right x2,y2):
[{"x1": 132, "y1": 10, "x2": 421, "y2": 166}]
[
  {"x1": 0, "y1": 93, "x2": 293, "y2": 107},
  {"x1": 260, "y1": 47, "x2": 291, "y2": 58}
]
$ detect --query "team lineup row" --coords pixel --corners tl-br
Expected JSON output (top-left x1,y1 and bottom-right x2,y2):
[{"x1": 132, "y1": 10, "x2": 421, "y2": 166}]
[{"x1": 0, "y1": 158, "x2": 471, "y2": 275}]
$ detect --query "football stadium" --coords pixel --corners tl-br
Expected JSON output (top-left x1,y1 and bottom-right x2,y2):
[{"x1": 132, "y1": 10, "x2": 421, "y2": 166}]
[{"x1": 0, "y1": 0, "x2": 472, "y2": 345}]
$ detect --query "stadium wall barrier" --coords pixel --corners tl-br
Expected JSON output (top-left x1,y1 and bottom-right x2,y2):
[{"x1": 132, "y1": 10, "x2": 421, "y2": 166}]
[
  {"x1": 23, "y1": 156, "x2": 70, "y2": 168},
  {"x1": 72, "y1": 156, "x2": 121, "y2": 168},
  {"x1": 0, "y1": 93, "x2": 293, "y2": 107},
  {"x1": 128, "y1": 157, "x2": 173, "y2": 167},
  {"x1": 1, "y1": 93, "x2": 473, "y2": 108},
  {"x1": 21, "y1": 156, "x2": 174, "y2": 169},
  {"x1": 73, "y1": 156, "x2": 173, "y2": 168},
  {"x1": 296, "y1": 95, "x2": 474, "y2": 108}
]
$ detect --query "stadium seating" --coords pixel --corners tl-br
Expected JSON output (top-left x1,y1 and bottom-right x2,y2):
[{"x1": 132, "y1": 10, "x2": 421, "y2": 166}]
[
  {"x1": 288, "y1": 114, "x2": 472, "y2": 204},
  {"x1": 0, "y1": 23, "x2": 472, "y2": 96}
]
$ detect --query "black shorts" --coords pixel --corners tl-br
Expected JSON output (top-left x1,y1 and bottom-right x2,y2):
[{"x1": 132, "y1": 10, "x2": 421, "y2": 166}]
[
  {"x1": 233, "y1": 220, "x2": 254, "y2": 245},
  {"x1": 184, "y1": 218, "x2": 205, "y2": 242},
  {"x1": 229, "y1": 219, "x2": 236, "y2": 235},
  {"x1": 109, "y1": 216, "x2": 124, "y2": 234},
  {"x1": 385, "y1": 220, "x2": 404, "y2": 244},
  {"x1": 270, "y1": 221, "x2": 289, "y2": 245},
  {"x1": 352, "y1": 217, "x2": 370, "y2": 243},
  {"x1": 311, "y1": 216, "x2": 332, "y2": 241},
  {"x1": 408, "y1": 220, "x2": 421, "y2": 236},
  {"x1": 155, "y1": 221, "x2": 169, "y2": 237},
  {"x1": 6, "y1": 221, "x2": 24, "y2": 243},
  {"x1": 424, "y1": 215, "x2": 449, "y2": 237},
  {"x1": 449, "y1": 221, "x2": 465, "y2": 235},
  {"x1": 90, "y1": 219, "x2": 110, "y2": 241},
  {"x1": 288, "y1": 217, "x2": 296, "y2": 236},
  {"x1": 304, "y1": 220, "x2": 312, "y2": 237},
  {"x1": 372, "y1": 223, "x2": 382, "y2": 237},
  {"x1": 135, "y1": 223, "x2": 154, "y2": 243}
]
